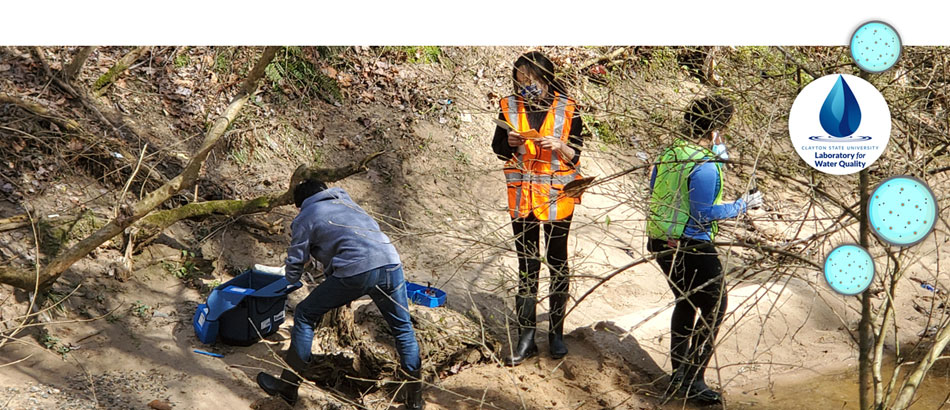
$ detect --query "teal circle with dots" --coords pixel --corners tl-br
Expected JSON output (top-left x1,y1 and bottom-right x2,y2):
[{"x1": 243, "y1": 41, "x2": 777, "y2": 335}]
[
  {"x1": 850, "y1": 21, "x2": 901, "y2": 73},
  {"x1": 868, "y1": 176, "x2": 936, "y2": 246},
  {"x1": 824, "y1": 244, "x2": 875, "y2": 295}
]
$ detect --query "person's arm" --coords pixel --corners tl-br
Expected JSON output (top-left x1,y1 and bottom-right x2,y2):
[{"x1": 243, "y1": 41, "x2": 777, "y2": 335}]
[
  {"x1": 541, "y1": 112, "x2": 584, "y2": 165},
  {"x1": 688, "y1": 162, "x2": 746, "y2": 224},
  {"x1": 567, "y1": 112, "x2": 583, "y2": 166},
  {"x1": 492, "y1": 112, "x2": 517, "y2": 161},
  {"x1": 283, "y1": 217, "x2": 311, "y2": 284},
  {"x1": 649, "y1": 165, "x2": 657, "y2": 195}
]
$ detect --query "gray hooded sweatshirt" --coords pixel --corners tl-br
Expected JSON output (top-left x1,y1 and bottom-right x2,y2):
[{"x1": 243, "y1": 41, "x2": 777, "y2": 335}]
[{"x1": 283, "y1": 187, "x2": 401, "y2": 283}]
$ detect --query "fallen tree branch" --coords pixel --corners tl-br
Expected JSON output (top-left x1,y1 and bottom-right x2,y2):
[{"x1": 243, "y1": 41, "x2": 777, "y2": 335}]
[
  {"x1": 64, "y1": 46, "x2": 96, "y2": 82},
  {"x1": 0, "y1": 47, "x2": 280, "y2": 291},
  {"x1": 0, "y1": 93, "x2": 81, "y2": 132},
  {"x1": 29, "y1": 47, "x2": 79, "y2": 99},
  {"x1": 580, "y1": 47, "x2": 627, "y2": 70},
  {"x1": 0, "y1": 210, "x2": 41, "y2": 351},
  {"x1": 0, "y1": 214, "x2": 30, "y2": 232},
  {"x1": 92, "y1": 46, "x2": 150, "y2": 96},
  {"x1": 288, "y1": 151, "x2": 385, "y2": 188},
  {"x1": 133, "y1": 151, "x2": 384, "y2": 243}
]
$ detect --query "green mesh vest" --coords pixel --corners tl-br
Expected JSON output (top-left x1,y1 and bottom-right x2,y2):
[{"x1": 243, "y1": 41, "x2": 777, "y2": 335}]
[{"x1": 646, "y1": 139, "x2": 724, "y2": 241}]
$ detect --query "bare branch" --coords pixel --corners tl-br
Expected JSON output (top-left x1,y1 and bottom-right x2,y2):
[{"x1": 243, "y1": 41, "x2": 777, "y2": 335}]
[{"x1": 64, "y1": 46, "x2": 96, "y2": 82}]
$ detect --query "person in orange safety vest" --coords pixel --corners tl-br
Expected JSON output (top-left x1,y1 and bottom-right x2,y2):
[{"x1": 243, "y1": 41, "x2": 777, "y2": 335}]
[{"x1": 490, "y1": 51, "x2": 585, "y2": 366}]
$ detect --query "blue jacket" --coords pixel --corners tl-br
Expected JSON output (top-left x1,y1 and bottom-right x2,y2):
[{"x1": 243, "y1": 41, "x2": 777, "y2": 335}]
[
  {"x1": 284, "y1": 187, "x2": 401, "y2": 282},
  {"x1": 650, "y1": 162, "x2": 746, "y2": 241}
]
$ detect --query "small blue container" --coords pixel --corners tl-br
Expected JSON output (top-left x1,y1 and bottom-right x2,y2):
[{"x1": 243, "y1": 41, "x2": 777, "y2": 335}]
[{"x1": 406, "y1": 282, "x2": 446, "y2": 308}]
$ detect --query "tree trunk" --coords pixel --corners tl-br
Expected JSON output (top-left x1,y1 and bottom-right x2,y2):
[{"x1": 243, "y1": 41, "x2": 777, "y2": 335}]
[
  {"x1": 65, "y1": 46, "x2": 96, "y2": 82},
  {"x1": 92, "y1": 46, "x2": 150, "y2": 95},
  {"x1": 132, "y1": 151, "x2": 382, "y2": 244},
  {"x1": 891, "y1": 319, "x2": 950, "y2": 409},
  {"x1": 0, "y1": 47, "x2": 280, "y2": 292},
  {"x1": 858, "y1": 168, "x2": 872, "y2": 410}
]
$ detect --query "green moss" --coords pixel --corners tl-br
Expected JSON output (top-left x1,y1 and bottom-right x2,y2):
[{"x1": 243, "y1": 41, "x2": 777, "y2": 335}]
[
  {"x1": 39, "y1": 210, "x2": 103, "y2": 260},
  {"x1": 213, "y1": 48, "x2": 233, "y2": 74},
  {"x1": 383, "y1": 46, "x2": 442, "y2": 64},
  {"x1": 583, "y1": 114, "x2": 627, "y2": 145},
  {"x1": 406, "y1": 46, "x2": 441, "y2": 64},
  {"x1": 174, "y1": 49, "x2": 191, "y2": 68},
  {"x1": 92, "y1": 63, "x2": 129, "y2": 91}
]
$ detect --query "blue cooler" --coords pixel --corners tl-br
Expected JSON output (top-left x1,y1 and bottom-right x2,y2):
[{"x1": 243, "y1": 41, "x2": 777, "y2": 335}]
[
  {"x1": 193, "y1": 269, "x2": 302, "y2": 346},
  {"x1": 406, "y1": 282, "x2": 446, "y2": 308}
]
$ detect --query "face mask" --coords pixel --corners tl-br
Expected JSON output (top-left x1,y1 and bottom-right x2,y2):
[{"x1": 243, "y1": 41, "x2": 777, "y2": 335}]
[
  {"x1": 712, "y1": 143, "x2": 728, "y2": 160},
  {"x1": 520, "y1": 84, "x2": 543, "y2": 100}
]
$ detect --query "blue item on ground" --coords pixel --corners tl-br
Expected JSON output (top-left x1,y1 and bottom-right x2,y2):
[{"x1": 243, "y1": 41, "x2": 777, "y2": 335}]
[
  {"x1": 193, "y1": 349, "x2": 224, "y2": 358},
  {"x1": 406, "y1": 282, "x2": 446, "y2": 308},
  {"x1": 193, "y1": 268, "x2": 302, "y2": 345}
]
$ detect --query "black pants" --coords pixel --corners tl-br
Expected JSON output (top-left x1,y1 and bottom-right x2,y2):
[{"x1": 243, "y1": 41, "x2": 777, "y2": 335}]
[
  {"x1": 512, "y1": 214, "x2": 572, "y2": 309},
  {"x1": 649, "y1": 238, "x2": 727, "y2": 380}
]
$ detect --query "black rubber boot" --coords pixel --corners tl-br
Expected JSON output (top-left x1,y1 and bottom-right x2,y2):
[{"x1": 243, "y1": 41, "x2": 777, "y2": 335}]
[
  {"x1": 257, "y1": 369, "x2": 300, "y2": 406},
  {"x1": 681, "y1": 320, "x2": 723, "y2": 404},
  {"x1": 505, "y1": 295, "x2": 538, "y2": 366},
  {"x1": 664, "y1": 363, "x2": 688, "y2": 399},
  {"x1": 257, "y1": 347, "x2": 307, "y2": 406},
  {"x1": 548, "y1": 293, "x2": 569, "y2": 359},
  {"x1": 684, "y1": 377, "x2": 723, "y2": 405},
  {"x1": 676, "y1": 356, "x2": 722, "y2": 405},
  {"x1": 403, "y1": 368, "x2": 425, "y2": 410}
]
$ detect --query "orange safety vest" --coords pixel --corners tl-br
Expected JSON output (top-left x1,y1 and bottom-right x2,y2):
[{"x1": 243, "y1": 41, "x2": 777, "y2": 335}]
[{"x1": 500, "y1": 92, "x2": 583, "y2": 221}]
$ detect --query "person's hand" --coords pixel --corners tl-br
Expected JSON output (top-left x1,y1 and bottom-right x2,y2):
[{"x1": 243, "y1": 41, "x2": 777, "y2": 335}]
[
  {"x1": 741, "y1": 190, "x2": 764, "y2": 210},
  {"x1": 254, "y1": 264, "x2": 286, "y2": 275},
  {"x1": 538, "y1": 136, "x2": 563, "y2": 151},
  {"x1": 507, "y1": 131, "x2": 525, "y2": 147}
]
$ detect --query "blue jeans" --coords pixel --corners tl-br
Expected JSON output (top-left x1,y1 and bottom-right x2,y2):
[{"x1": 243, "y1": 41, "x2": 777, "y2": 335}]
[{"x1": 291, "y1": 264, "x2": 421, "y2": 372}]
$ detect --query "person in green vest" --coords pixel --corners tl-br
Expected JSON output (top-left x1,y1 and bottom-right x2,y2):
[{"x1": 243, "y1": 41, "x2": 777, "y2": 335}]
[{"x1": 646, "y1": 96, "x2": 763, "y2": 404}]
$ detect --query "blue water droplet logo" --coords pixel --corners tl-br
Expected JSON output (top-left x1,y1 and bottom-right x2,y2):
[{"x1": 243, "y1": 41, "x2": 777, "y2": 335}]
[{"x1": 819, "y1": 75, "x2": 862, "y2": 137}]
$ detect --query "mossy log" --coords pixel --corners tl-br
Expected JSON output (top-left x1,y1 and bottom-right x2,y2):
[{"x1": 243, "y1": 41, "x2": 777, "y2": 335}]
[
  {"x1": 132, "y1": 151, "x2": 384, "y2": 244},
  {"x1": 92, "y1": 46, "x2": 150, "y2": 95}
]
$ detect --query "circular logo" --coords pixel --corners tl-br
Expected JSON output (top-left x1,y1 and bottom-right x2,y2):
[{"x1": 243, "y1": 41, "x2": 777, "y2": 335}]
[
  {"x1": 868, "y1": 175, "x2": 937, "y2": 247},
  {"x1": 850, "y1": 21, "x2": 902, "y2": 73},
  {"x1": 824, "y1": 244, "x2": 875, "y2": 295},
  {"x1": 789, "y1": 74, "x2": 891, "y2": 175}
]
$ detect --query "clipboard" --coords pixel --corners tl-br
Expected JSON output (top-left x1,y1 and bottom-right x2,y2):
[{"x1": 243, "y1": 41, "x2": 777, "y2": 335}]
[
  {"x1": 492, "y1": 118, "x2": 541, "y2": 140},
  {"x1": 562, "y1": 176, "x2": 595, "y2": 198}
]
